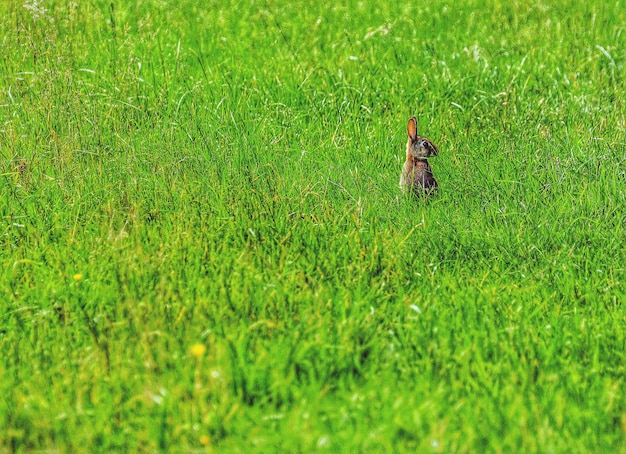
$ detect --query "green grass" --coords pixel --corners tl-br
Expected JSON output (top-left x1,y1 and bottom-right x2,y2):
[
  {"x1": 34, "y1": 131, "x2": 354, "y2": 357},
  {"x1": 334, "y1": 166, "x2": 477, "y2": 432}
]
[{"x1": 1, "y1": 0, "x2": 625, "y2": 451}]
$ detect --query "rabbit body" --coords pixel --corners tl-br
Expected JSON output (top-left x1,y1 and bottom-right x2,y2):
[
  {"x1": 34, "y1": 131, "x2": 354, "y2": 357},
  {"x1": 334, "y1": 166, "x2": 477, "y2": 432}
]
[
  {"x1": 400, "y1": 117, "x2": 439, "y2": 196},
  {"x1": 400, "y1": 158, "x2": 437, "y2": 192}
]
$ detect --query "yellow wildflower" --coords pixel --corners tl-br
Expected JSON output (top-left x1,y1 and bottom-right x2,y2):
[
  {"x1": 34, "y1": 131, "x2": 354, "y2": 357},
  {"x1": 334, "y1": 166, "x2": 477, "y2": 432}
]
[{"x1": 190, "y1": 343, "x2": 207, "y2": 358}]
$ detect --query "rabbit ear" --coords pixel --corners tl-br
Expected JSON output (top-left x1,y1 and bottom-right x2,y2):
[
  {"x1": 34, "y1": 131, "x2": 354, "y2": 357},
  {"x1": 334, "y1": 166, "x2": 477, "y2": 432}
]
[{"x1": 407, "y1": 117, "x2": 418, "y2": 141}]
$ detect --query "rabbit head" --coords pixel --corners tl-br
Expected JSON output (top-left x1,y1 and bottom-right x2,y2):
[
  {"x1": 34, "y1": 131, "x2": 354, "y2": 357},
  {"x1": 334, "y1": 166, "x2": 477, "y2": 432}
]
[{"x1": 406, "y1": 116, "x2": 439, "y2": 159}]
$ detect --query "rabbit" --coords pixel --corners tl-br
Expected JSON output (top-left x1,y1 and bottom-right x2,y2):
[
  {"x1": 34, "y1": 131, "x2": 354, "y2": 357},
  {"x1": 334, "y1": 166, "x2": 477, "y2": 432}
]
[{"x1": 399, "y1": 116, "x2": 439, "y2": 196}]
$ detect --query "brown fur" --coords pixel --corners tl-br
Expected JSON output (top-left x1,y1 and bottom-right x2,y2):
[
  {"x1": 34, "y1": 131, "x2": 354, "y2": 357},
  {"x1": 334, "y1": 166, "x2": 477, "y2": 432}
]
[{"x1": 399, "y1": 117, "x2": 439, "y2": 196}]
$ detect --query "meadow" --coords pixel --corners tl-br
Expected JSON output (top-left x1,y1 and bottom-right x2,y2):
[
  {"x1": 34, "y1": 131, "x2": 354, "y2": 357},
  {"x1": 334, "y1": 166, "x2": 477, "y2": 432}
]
[{"x1": 1, "y1": 0, "x2": 625, "y2": 451}]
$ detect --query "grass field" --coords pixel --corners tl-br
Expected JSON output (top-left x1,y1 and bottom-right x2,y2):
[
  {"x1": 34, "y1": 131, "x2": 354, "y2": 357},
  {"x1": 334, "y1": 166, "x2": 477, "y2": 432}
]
[{"x1": 1, "y1": 0, "x2": 625, "y2": 451}]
